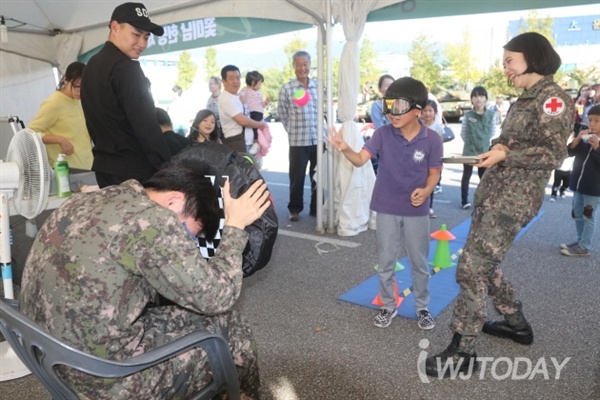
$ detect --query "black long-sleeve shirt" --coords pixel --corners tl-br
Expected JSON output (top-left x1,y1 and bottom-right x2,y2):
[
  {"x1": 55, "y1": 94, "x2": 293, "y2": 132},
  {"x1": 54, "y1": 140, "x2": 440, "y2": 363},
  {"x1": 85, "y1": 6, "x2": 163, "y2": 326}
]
[
  {"x1": 81, "y1": 41, "x2": 171, "y2": 182},
  {"x1": 568, "y1": 138, "x2": 600, "y2": 197}
]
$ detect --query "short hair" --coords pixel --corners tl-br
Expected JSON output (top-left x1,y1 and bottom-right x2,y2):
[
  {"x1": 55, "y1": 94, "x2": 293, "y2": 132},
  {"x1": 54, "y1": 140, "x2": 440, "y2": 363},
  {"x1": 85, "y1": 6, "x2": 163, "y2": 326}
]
[
  {"x1": 59, "y1": 61, "x2": 85, "y2": 89},
  {"x1": 503, "y1": 32, "x2": 561, "y2": 76},
  {"x1": 143, "y1": 163, "x2": 221, "y2": 241},
  {"x1": 221, "y1": 65, "x2": 240, "y2": 80},
  {"x1": 155, "y1": 107, "x2": 172, "y2": 127},
  {"x1": 246, "y1": 70, "x2": 264, "y2": 86},
  {"x1": 588, "y1": 104, "x2": 600, "y2": 117},
  {"x1": 425, "y1": 99, "x2": 438, "y2": 113},
  {"x1": 385, "y1": 77, "x2": 428, "y2": 109},
  {"x1": 292, "y1": 50, "x2": 311, "y2": 64},
  {"x1": 377, "y1": 74, "x2": 395, "y2": 90},
  {"x1": 189, "y1": 109, "x2": 219, "y2": 142},
  {"x1": 470, "y1": 86, "x2": 488, "y2": 99},
  {"x1": 209, "y1": 76, "x2": 221, "y2": 87}
]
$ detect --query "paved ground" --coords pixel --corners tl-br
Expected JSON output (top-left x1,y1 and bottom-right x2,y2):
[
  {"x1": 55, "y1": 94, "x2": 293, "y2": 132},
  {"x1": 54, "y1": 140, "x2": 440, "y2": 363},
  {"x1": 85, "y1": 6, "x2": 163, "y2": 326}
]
[{"x1": 2, "y1": 123, "x2": 599, "y2": 399}]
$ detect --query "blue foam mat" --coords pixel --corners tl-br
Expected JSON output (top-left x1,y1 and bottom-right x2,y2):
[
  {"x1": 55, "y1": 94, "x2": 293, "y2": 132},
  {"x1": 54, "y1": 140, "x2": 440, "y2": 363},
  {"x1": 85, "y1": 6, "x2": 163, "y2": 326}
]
[{"x1": 338, "y1": 212, "x2": 544, "y2": 320}]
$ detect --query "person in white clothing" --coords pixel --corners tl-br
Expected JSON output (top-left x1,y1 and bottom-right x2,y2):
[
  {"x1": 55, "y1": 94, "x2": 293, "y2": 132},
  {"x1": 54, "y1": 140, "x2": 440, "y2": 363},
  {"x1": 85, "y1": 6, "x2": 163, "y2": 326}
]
[{"x1": 218, "y1": 65, "x2": 265, "y2": 153}]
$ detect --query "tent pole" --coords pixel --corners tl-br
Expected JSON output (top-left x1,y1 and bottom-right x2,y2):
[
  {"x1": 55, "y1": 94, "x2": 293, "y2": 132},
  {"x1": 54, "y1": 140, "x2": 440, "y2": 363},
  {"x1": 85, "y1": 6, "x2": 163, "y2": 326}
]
[{"x1": 325, "y1": 0, "x2": 335, "y2": 234}]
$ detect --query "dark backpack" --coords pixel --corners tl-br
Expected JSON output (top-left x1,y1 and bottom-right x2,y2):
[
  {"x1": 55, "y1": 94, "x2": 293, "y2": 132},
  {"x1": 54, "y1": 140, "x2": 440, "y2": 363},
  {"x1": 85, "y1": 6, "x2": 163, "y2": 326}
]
[{"x1": 169, "y1": 141, "x2": 278, "y2": 277}]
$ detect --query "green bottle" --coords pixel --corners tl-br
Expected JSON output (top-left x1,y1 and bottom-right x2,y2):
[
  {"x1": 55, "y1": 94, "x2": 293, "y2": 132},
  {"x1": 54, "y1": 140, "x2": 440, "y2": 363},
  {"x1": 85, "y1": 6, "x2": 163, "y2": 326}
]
[{"x1": 54, "y1": 153, "x2": 71, "y2": 198}]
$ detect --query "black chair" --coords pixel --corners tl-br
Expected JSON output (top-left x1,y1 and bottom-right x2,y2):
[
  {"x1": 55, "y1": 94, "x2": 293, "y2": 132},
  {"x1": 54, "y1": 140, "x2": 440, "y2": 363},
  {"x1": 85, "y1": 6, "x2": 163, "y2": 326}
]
[{"x1": 0, "y1": 298, "x2": 240, "y2": 400}]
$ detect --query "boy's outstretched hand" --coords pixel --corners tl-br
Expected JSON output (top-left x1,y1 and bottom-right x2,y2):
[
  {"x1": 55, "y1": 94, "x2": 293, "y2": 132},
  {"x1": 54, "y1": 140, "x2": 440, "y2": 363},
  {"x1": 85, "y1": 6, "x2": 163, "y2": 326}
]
[
  {"x1": 327, "y1": 125, "x2": 348, "y2": 152},
  {"x1": 223, "y1": 180, "x2": 270, "y2": 230}
]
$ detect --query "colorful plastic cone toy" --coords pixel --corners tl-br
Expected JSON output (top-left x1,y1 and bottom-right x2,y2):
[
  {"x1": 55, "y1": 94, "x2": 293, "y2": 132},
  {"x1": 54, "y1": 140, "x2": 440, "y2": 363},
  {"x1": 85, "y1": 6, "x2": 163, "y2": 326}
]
[
  {"x1": 430, "y1": 224, "x2": 456, "y2": 269},
  {"x1": 372, "y1": 280, "x2": 403, "y2": 308}
]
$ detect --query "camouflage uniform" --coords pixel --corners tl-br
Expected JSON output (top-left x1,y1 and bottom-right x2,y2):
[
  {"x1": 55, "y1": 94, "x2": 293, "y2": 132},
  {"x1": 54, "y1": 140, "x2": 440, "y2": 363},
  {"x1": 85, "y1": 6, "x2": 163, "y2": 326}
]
[
  {"x1": 19, "y1": 180, "x2": 260, "y2": 399},
  {"x1": 451, "y1": 76, "x2": 575, "y2": 337}
]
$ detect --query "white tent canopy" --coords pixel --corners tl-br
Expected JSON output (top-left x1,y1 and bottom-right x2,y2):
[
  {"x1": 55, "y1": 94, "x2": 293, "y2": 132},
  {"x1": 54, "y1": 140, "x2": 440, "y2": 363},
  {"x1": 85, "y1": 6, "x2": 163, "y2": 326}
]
[{"x1": 1, "y1": 0, "x2": 594, "y2": 234}]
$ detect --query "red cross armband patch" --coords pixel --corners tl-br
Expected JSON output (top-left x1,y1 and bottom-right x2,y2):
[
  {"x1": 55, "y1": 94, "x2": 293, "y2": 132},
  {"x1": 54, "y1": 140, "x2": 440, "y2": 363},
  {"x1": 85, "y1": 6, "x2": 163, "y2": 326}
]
[{"x1": 543, "y1": 97, "x2": 565, "y2": 116}]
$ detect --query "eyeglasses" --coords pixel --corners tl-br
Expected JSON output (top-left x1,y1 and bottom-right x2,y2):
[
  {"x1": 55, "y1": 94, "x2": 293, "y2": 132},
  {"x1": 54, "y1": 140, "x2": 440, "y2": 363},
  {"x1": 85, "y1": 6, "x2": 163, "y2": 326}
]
[
  {"x1": 382, "y1": 97, "x2": 422, "y2": 116},
  {"x1": 71, "y1": 82, "x2": 81, "y2": 90}
]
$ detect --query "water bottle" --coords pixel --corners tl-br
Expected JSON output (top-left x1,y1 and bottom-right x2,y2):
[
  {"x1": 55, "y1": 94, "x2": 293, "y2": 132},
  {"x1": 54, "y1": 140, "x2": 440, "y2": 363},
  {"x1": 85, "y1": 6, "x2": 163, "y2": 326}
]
[{"x1": 54, "y1": 154, "x2": 72, "y2": 198}]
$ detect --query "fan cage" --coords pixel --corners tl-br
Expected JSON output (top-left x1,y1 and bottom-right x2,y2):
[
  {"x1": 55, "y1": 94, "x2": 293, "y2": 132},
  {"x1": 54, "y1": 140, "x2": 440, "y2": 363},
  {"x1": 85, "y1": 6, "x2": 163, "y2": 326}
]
[{"x1": 6, "y1": 129, "x2": 50, "y2": 219}]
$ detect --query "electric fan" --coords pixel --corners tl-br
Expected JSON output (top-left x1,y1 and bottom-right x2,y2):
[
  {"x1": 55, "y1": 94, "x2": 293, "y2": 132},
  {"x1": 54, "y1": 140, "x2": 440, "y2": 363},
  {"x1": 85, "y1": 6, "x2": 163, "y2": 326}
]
[{"x1": 0, "y1": 128, "x2": 51, "y2": 381}]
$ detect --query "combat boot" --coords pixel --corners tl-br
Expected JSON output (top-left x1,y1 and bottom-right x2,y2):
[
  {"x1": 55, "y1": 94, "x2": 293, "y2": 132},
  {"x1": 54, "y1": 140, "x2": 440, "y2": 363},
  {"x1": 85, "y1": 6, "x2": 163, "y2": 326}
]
[
  {"x1": 482, "y1": 302, "x2": 533, "y2": 345},
  {"x1": 425, "y1": 333, "x2": 479, "y2": 378}
]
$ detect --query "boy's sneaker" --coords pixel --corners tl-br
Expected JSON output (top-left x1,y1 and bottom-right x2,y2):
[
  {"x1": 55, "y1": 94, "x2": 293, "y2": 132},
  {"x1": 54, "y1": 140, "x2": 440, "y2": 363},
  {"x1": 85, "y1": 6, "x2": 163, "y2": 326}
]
[
  {"x1": 248, "y1": 142, "x2": 260, "y2": 155},
  {"x1": 549, "y1": 196, "x2": 556, "y2": 202},
  {"x1": 374, "y1": 308, "x2": 397, "y2": 328},
  {"x1": 462, "y1": 203, "x2": 471, "y2": 210},
  {"x1": 429, "y1": 209, "x2": 437, "y2": 218},
  {"x1": 560, "y1": 193, "x2": 566, "y2": 199},
  {"x1": 560, "y1": 241, "x2": 579, "y2": 250},
  {"x1": 434, "y1": 185, "x2": 442, "y2": 194},
  {"x1": 561, "y1": 245, "x2": 590, "y2": 257},
  {"x1": 417, "y1": 309, "x2": 435, "y2": 330}
]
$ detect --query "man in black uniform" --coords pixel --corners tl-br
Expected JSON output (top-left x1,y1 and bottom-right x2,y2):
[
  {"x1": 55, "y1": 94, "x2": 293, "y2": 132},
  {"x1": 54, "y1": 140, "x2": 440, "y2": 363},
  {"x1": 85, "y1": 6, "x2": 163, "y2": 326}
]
[{"x1": 81, "y1": 2, "x2": 171, "y2": 187}]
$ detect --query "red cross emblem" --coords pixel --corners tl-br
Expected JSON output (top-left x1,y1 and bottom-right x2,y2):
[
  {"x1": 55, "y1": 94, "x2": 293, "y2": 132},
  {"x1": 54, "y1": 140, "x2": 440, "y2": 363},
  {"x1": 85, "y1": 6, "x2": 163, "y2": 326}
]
[{"x1": 543, "y1": 97, "x2": 565, "y2": 116}]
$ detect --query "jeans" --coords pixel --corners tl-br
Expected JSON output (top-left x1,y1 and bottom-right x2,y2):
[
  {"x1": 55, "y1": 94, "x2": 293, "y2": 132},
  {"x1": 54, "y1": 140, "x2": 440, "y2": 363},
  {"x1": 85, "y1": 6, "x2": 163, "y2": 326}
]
[{"x1": 572, "y1": 191, "x2": 600, "y2": 250}]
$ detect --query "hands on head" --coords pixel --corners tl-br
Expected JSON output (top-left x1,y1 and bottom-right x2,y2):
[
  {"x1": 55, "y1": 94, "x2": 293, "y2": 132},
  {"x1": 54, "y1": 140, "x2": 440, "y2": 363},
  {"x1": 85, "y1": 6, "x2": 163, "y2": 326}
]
[{"x1": 222, "y1": 179, "x2": 270, "y2": 230}]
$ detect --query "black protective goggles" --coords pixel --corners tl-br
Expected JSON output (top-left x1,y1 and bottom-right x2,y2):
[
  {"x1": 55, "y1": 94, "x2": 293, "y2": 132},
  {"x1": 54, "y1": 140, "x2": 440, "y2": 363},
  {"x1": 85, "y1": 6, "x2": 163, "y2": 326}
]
[{"x1": 382, "y1": 97, "x2": 422, "y2": 116}]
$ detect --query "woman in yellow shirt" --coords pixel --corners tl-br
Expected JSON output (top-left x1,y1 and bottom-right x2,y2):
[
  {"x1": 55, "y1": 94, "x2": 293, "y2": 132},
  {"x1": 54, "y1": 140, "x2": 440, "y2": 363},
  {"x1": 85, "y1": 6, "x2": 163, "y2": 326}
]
[{"x1": 29, "y1": 61, "x2": 93, "y2": 170}]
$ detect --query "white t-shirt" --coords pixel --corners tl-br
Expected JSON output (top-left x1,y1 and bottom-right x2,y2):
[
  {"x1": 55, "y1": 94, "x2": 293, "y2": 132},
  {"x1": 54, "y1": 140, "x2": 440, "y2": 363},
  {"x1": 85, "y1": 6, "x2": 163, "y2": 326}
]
[{"x1": 218, "y1": 90, "x2": 253, "y2": 143}]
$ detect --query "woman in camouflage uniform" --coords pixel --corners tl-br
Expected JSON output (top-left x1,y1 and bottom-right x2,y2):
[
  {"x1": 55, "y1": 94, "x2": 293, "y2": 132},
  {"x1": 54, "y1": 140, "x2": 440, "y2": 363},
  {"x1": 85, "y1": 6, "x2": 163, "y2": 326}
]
[{"x1": 425, "y1": 32, "x2": 575, "y2": 378}]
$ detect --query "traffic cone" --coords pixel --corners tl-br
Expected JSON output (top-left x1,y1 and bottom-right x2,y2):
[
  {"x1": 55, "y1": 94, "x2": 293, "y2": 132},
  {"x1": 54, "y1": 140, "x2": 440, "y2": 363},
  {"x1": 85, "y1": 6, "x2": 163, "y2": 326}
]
[
  {"x1": 430, "y1": 224, "x2": 456, "y2": 269},
  {"x1": 372, "y1": 280, "x2": 403, "y2": 308}
]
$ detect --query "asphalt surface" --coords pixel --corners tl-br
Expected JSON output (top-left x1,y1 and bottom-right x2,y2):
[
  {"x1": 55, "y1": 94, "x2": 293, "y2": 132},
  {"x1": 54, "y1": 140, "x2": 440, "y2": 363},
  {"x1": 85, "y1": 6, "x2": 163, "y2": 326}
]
[{"x1": 2, "y1": 123, "x2": 599, "y2": 399}]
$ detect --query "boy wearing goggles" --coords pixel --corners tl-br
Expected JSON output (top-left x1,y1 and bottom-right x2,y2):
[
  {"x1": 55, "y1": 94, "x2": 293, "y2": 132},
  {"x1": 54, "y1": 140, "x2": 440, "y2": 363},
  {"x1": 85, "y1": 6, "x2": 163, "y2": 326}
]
[{"x1": 328, "y1": 77, "x2": 443, "y2": 330}]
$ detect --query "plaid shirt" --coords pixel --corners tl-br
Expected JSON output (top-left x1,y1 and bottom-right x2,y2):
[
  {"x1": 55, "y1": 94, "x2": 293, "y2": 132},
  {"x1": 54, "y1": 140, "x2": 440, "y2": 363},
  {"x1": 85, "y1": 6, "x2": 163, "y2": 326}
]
[{"x1": 278, "y1": 78, "x2": 319, "y2": 146}]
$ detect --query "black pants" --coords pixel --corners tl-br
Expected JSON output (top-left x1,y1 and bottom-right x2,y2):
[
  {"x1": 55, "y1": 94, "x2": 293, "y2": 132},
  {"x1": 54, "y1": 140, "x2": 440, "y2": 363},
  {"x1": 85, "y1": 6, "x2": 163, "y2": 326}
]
[
  {"x1": 288, "y1": 145, "x2": 317, "y2": 215},
  {"x1": 249, "y1": 111, "x2": 263, "y2": 142},
  {"x1": 461, "y1": 164, "x2": 486, "y2": 205},
  {"x1": 551, "y1": 170, "x2": 570, "y2": 197}
]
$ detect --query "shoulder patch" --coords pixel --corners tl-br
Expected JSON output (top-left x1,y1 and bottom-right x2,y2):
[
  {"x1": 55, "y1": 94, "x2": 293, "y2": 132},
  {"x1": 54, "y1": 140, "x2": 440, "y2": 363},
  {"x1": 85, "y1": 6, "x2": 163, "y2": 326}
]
[{"x1": 542, "y1": 97, "x2": 566, "y2": 116}]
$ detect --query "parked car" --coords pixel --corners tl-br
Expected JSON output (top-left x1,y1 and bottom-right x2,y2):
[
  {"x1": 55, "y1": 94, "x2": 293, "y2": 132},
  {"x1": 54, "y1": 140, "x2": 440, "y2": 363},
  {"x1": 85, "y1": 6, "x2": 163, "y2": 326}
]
[
  {"x1": 435, "y1": 90, "x2": 471, "y2": 122},
  {"x1": 264, "y1": 101, "x2": 279, "y2": 122},
  {"x1": 356, "y1": 99, "x2": 375, "y2": 123}
]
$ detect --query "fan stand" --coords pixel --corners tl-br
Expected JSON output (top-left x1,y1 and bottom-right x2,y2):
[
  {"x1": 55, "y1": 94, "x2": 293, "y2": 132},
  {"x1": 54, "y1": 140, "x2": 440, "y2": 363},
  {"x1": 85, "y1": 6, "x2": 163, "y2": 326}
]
[
  {"x1": 0, "y1": 342, "x2": 30, "y2": 381},
  {"x1": 0, "y1": 191, "x2": 31, "y2": 381}
]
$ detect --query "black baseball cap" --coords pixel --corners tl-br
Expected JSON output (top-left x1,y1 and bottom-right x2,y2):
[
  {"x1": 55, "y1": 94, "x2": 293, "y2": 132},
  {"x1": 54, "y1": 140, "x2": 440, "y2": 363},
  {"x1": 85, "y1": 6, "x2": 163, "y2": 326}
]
[{"x1": 110, "y1": 2, "x2": 164, "y2": 36}]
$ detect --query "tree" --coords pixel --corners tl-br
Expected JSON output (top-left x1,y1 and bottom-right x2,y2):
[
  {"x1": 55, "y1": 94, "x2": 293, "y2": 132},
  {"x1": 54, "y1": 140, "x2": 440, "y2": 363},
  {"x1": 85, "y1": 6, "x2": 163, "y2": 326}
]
[
  {"x1": 204, "y1": 47, "x2": 219, "y2": 80},
  {"x1": 568, "y1": 66, "x2": 600, "y2": 90},
  {"x1": 517, "y1": 11, "x2": 555, "y2": 44},
  {"x1": 262, "y1": 67, "x2": 287, "y2": 105},
  {"x1": 175, "y1": 51, "x2": 197, "y2": 91},
  {"x1": 444, "y1": 29, "x2": 482, "y2": 91},
  {"x1": 359, "y1": 36, "x2": 383, "y2": 93},
  {"x1": 479, "y1": 62, "x2": 519, "y2": 99},
  {"x1": 407, "y1": 34, "x2": 441, "y2": 90}
]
